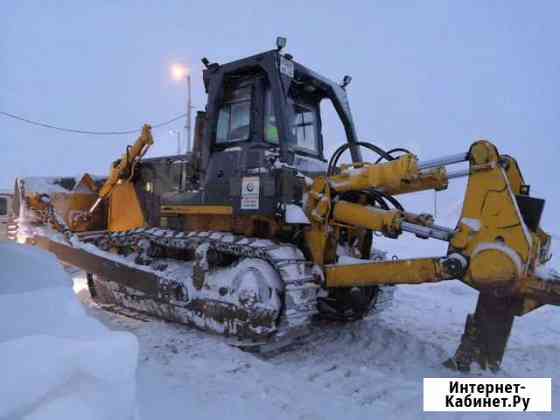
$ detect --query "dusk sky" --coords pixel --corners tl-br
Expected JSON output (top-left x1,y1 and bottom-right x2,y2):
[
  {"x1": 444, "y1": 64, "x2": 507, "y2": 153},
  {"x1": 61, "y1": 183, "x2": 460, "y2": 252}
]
[{"x1": 3, "y1": 1, "x2": 559, "y2": 232}]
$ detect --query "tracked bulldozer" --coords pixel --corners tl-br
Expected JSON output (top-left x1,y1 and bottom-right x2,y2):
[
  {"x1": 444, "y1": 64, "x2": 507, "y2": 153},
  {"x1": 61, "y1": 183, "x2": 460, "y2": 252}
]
[{"x1": 15, "y1": 38, "x2": 559, "y2": 371}]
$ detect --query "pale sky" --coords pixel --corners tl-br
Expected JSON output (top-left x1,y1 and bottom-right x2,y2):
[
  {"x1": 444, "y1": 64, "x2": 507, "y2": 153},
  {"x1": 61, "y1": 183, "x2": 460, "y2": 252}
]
[{"x1": 3, "y1": 1, "x2": 559, "y2": 231}]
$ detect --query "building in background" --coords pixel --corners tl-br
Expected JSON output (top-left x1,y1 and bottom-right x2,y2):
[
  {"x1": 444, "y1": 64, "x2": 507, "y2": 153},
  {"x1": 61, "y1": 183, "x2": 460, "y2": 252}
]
[{"x1": 0, "y1": 190, "x2": 14, "y2": 240}]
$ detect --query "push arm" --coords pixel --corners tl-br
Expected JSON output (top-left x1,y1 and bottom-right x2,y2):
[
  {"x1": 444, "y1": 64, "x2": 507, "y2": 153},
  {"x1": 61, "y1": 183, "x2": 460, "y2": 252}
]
[{"x1": 314, "y1": 141, "x2": 549, "y2": 294}]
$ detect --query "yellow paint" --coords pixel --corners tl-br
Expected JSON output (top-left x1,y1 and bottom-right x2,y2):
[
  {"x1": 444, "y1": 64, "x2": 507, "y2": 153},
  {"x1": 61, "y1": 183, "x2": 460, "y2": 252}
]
[
  {"x1": 325, "y1": 257, "x2": 450, "y2": 287},
  {"x1": 108, "y1": 181, "x2": 145, "y2": 232},
  {"x1": 457, "y1": 141, "x2": 532, "y2": 289},
  {"x1": 305, "y1": 139, "x2": 557, "y2": 315},
  {"x1": 330, "y1": 154, "x2": 448, "y2": 195},
  {"x1": 96, "y1": 124, "x2": 154, "y2": 204},
  {"x1": 469, "y1": 247, "x2": 519, "y2": 289},
  {"x1": 332, "y1": 200, "x2": 401, "y2": 236},
  {"x1": 50, "y1": 192, "x2": 103, "y2": 232}
]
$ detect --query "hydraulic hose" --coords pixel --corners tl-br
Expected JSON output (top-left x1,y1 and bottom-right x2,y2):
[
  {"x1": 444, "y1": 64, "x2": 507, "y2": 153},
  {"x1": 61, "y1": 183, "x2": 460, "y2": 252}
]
[{"x1": 328, "y1": 141, "x2": 396, "y2": 176}]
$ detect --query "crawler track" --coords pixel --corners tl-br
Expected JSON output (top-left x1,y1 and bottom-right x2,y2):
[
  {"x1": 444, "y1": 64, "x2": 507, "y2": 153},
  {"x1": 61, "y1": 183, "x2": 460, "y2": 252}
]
[
  {"x1": 85, "y1": 228, "x2": 321, "y2": 344},
  {"x1": 23, "y1": 191, "x2": 393, "y2": 350}
]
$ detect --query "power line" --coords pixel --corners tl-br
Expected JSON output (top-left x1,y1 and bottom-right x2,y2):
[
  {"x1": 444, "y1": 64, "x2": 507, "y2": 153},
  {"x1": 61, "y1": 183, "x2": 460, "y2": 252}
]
[{"x1": 0, "y1": 110, "x2": 187, "y2": 135}]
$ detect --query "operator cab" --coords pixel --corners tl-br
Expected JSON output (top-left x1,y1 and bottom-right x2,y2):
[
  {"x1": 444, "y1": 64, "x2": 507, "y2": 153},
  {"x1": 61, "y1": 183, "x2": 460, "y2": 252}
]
[
  {"x1": 196, "y1": 38, "x2": 362, "y2": 180},
  {"x1": 158, "y1": 39, "x2": 363, "y2": 219},
  {"x1": 212, "y1": 75, "x2": 322, "y2": 157}
]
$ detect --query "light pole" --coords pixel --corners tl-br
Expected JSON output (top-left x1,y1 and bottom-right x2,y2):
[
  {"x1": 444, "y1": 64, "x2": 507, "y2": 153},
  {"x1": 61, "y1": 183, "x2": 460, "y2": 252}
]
[
  {"x1": 169, "y1": 129, "x2": 181, "y2": 155},
  {"x1": 171, "y1": 64, "x2": 192, "y2": 154},
  {"x1": 186, "y1": 72, "x2": 192, "y2": 153}
]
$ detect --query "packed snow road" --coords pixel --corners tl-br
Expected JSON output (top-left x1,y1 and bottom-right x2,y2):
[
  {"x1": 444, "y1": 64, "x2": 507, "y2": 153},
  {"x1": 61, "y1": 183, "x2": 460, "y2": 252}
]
[{"x1": 73, "y1": 254, "x2": 560, "y2": 420}]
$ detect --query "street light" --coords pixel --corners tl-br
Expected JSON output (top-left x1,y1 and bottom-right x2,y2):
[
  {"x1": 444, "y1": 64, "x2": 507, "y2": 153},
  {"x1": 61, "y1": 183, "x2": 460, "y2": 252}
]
[
  {"x1": 171, "y1": 64, "x2": 188, "y2": 81},
  {"x1": 171, "y1": 63, "x2": 192, "y2": 154}
]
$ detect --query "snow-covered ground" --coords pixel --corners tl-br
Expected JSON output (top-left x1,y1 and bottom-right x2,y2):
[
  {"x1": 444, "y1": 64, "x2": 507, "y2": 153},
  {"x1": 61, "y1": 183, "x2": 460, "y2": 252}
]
[
  {"x1": 4, "y1": 207, "x2": 559, "y2": 419},
  {"x1": 0, "y1": 242, "x2": 138, "y2": 420},
  {"x1": 70, "y1": 237, "x2": 560, "y2": 420}
]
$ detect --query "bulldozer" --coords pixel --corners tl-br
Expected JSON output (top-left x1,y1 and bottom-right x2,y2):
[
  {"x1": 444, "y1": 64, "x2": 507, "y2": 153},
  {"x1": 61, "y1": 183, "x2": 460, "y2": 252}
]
[{"x1": 14, "y1": 38, "x2": 559, "y2": 371}]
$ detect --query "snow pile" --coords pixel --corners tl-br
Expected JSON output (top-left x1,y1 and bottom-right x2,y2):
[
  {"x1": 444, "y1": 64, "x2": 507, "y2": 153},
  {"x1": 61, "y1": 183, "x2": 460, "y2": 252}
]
[
  {"x1": 0, "y1": 242, "x2": 139, "y2": 420},
  {"x1": 536, "y1": 265, "x2": 560, "y2": 282},
  {"x1": 20, "y1": 177, "x2": 72, "y2": 194}
]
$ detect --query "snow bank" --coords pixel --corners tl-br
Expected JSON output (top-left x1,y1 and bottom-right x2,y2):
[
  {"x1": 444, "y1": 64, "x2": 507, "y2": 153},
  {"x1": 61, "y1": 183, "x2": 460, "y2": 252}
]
[
  {"x1": 0, "y1": 242, "x2": 139, "y2": 420},
  {"x1": 20, "y1": 177, "x2": 72, "y2": 194},
  {"x1": 536, "y1": 265, "x2": 560, "y2": 282}
]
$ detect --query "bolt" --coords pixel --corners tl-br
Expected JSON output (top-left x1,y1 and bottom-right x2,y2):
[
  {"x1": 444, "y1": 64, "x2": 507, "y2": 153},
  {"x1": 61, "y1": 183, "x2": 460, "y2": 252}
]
[{"x1": 442, "y1": 254, "x2": 467, "y2": 278}]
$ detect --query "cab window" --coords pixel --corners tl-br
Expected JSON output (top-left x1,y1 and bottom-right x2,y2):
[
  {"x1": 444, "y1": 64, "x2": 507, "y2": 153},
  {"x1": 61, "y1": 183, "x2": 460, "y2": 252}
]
[
  {"x1": 264, "y1": 87, "x2": 320, "y2": 154},
  {"x1": 216, "y1": 86, "x2": 251, "y2": 143},
  {"x1": 264, "y1": 89, "x2": 279, "y2": 144},
  {"x1": 291, "y1": 103, "x2": 317, "y2": 153},
  {"x1": 0, "y1": 197, "x2": 7, "y2": 216}
]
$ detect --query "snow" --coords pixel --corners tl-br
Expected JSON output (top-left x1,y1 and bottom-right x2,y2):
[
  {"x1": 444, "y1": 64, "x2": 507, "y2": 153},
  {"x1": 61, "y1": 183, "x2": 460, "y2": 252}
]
[
  {"x1": 338, "y1": 255, "x2": 372, "y2": 265},
  {"x1": 8, "y1": 185, "x2": 560, "y2": 419},
  {"x1": 285, "y1": 204, "x2": 310, "y2": 224},
  {"x1": 64, "y1": 237, "x2": 560, "y2": 420},
  {"x1": 460, "y1": 217, "x2": 481, "y2": 232},
  {"x1": 0, "y1": 242, "x2": 138, "y2": 420},
  {"x1": 72, "y1": 277, "x2": 560, "y2": 420},
  {"x1": 536, "y1": 265, "x2": 560, "y2": 282},
  {"x1": 20, "y1": 177, "x2": 73, "y2": 194},
  {"x1": 293, "y1": 155, "x2": 328, "y2": 173}
]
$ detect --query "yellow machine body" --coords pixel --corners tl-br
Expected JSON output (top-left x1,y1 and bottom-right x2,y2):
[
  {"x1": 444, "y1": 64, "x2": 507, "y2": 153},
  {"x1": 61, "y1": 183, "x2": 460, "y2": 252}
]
[
  {"x1": 308, "y1": 141, "x2": 550, "y2": 307},
  {"x1": 50, "y1": 192, "x2": 105, "y2": 232},
  {"x1": 331, "y1": 154, "x2": 448, "y2": 195},
  {"x1": 325, "y1": 257, "x2": 453, "y2": 287},
  {"x1": 84, "y1": 124, "x2": 154, "y2": 232},
  {"x1": 21, "y1": 121, "x2": 556, "y2": 372},
  {"x1": 98, "y1": 125, "x2": 154, "y2": 202},
  {"x1": 107, "y1": 181, "x2": 146, "y2": 232}
]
